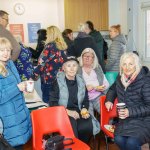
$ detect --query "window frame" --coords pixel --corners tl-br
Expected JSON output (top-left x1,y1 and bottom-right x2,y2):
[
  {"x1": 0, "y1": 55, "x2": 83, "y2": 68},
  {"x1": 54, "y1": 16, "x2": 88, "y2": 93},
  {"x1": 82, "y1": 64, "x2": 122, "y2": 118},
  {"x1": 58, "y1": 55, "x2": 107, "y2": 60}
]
[{"x1": 140, "y1": 2, "x2": 150, "y2": 62}]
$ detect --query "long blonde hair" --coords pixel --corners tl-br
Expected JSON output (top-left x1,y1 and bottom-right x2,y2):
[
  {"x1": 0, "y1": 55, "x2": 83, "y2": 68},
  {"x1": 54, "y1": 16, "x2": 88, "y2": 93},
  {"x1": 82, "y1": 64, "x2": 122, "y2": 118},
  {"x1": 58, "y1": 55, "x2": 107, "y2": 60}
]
[
  {"x1": 46, "y1": 26, "x2": 67, "y2": 50},
  {"x1": 0, "y1": 37, "x2": 12, "y2": 77}
]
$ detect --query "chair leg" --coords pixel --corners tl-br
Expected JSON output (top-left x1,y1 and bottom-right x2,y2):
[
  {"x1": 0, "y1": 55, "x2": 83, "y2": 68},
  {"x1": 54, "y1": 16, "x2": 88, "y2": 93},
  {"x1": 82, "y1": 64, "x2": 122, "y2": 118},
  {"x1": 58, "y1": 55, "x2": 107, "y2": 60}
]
[
  {"x1": 104, "y1": 134, "x2": 109, "y2": 150},
  {"x1": 93, "y1": 135, "x2": 96, "y2": 150}
]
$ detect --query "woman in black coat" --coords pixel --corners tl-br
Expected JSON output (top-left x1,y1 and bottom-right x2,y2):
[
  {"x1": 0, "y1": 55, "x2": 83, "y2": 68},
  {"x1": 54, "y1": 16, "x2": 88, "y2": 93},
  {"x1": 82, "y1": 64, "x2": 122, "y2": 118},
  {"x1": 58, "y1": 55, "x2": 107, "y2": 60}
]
[{"x1": 105, "y1": 52, "x2": 150, "y2": 150}]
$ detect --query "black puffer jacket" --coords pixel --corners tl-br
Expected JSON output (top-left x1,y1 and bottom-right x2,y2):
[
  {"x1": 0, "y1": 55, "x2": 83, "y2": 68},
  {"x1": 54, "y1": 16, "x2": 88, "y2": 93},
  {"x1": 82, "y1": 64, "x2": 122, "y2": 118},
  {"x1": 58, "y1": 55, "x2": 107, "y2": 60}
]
[{"x1": 106, "y1": 66, "x2": 150, "y2": 144}]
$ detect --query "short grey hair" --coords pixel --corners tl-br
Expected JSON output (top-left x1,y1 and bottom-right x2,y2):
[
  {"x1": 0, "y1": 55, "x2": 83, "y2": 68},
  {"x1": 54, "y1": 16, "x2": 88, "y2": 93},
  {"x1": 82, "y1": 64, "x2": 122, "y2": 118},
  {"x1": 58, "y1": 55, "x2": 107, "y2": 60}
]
[
  {"x1": 119, "y1": 52, "x2": 142, "y2": 75},
  {"x1": 78, "y1": 23, "x2": 88, "y2": 32},
  {"x1": 79, "y1": 48, "x2": 99, "y2": 69}
]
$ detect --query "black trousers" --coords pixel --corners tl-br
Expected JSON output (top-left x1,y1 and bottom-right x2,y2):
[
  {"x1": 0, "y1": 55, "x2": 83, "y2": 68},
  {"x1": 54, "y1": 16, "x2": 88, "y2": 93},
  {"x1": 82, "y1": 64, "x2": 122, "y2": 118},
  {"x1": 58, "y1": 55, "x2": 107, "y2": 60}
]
[{"x1": 69, "y1": 116, "x2": 93, "y2": 143}]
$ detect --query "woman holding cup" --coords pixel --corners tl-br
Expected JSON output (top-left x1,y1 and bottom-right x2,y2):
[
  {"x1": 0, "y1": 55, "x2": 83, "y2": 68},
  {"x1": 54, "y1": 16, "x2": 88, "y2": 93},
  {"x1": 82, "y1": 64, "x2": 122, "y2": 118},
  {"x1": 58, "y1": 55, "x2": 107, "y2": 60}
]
[
  {"x1": 105, "y1": 52, "x2": 150, "y2": 150},
  {"x1": 0, "y1": 37, "x2": 32, "y2": 149}
]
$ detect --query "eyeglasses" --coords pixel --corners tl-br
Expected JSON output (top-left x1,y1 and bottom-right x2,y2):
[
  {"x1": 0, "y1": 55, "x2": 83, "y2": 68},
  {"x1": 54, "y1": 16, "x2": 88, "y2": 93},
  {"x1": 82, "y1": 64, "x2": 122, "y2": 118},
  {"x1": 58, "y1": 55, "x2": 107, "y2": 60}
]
[{"x1": 2, "y1": 18, "x2": 9, "y2": 22}]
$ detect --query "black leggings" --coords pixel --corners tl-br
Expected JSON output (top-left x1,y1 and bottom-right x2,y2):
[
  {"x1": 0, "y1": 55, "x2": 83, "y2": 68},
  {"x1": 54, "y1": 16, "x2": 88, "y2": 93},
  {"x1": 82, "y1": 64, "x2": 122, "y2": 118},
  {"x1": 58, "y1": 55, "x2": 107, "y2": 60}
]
[{"x1": 69, "y1": 116, "x2": 93, "y2": 143}]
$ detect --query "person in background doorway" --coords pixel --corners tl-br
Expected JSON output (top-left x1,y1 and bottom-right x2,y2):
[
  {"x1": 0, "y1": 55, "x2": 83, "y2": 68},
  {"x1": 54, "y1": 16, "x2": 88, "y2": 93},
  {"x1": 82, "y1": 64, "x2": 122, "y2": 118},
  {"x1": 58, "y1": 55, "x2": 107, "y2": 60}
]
[
  {"x1": 31, "y1": 26, "x2": 67, "y2": 103},
  {"x1": 49, "y1": 56, "x2": 100, "y2": 143},
  {"x1": 105, "y1": 52, "x2": 150, "y2": 150},
  {"x1": 0, "y1": 37, "x2": 32, "y2": 150},
  {"x1": 105, "y1": 24, "x2": 126, "y2": 72},
  {"x1": 0, "y1": 10, "x2": 21, "y2": 61},
  {"x1": 85, "y1": 21, "x2": 105, "y2": 72}
]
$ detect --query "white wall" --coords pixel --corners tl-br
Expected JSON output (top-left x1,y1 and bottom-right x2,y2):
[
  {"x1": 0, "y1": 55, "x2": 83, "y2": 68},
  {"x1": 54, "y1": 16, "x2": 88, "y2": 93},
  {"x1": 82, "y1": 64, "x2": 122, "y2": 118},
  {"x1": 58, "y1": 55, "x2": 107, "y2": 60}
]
[
  {"x1": 0, "y1": 0, "x2": 127, "y2": 46},
  {"x1": 109, "y1": 0, "x2": 127, "y2": 34},
  {"x1": 0, "y1": 0, "x2": 64, "y2": 47}
]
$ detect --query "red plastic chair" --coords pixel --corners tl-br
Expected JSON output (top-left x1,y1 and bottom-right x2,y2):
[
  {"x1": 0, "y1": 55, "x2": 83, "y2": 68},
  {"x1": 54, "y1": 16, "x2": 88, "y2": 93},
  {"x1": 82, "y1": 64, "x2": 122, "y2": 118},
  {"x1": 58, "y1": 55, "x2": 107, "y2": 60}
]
[
  {"x1": 100, "y1": 95, "x2": 118, "y2": 150},
  {"x1": 31, "y1": 106, "x2": 90, "y2": 150}
]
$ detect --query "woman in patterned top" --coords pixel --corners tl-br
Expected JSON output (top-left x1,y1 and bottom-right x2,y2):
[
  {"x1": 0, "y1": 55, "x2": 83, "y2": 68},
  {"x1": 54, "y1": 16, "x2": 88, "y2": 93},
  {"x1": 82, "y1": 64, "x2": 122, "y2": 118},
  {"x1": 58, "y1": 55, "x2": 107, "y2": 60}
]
[{"x1": 31, "y1": 26, "x2": 67, "y2": 103}]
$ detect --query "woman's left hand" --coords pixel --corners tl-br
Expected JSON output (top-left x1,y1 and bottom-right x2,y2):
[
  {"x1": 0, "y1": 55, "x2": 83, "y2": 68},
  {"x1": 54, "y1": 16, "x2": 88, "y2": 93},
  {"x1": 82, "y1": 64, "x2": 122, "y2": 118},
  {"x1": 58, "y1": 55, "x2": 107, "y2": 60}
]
[
  {"x1": 118, "y1": 108, "x2": 129, "y2": 119},
  {"x1": 17, "y1": 81, "x2": 26, "y2": 92}
]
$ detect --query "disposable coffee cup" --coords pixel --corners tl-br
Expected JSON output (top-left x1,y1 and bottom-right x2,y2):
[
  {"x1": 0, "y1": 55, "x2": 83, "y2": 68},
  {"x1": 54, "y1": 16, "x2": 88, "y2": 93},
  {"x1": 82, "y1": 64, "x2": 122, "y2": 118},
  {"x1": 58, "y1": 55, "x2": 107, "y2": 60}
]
[
  {"x1": 116, "y1": 103, "x2": 126, "y2": 119},
  {"x1": 26, "y1": 80, "x2": 34, "y2": 93}
]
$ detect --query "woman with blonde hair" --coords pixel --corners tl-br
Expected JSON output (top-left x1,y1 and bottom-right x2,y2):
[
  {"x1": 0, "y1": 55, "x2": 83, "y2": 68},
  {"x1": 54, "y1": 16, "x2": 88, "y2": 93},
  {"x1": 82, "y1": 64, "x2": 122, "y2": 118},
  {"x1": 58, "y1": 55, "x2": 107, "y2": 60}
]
[
  {"x1": 0, "y1": 37, "x2": 31, "y2": 150},
  {"x1": 31, "y1": 26, "x2": 67, "y2": 103},
  {"x1": 78, "y1": 48, "x2": 109, "y2": 116},
  {"x1": 105, "y1": 24, "x2": 126, "y2": 72}
]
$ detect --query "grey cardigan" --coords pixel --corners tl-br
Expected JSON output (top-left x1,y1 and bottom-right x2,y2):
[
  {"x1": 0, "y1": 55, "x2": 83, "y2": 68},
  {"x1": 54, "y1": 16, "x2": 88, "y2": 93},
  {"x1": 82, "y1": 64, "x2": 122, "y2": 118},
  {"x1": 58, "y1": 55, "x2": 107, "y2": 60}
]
[{"x1": 57, "y1": 72, "x2": 100, "y2": 135}]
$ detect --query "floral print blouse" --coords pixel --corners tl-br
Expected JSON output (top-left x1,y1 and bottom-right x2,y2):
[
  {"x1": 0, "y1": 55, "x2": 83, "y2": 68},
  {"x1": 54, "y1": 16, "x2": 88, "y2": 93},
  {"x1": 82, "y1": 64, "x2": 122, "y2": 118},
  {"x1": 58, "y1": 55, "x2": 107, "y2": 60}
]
[
  {"x1": 32, "y1": 42, "x2": 66, "y2": 84},
  {"x1": 15, "y1": 43, "x2": 34, "y2": 81}
]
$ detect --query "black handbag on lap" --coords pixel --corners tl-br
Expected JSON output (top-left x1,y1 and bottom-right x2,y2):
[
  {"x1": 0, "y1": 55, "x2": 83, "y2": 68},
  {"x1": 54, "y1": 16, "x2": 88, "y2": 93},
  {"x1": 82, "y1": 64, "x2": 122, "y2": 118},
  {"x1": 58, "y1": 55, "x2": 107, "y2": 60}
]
[
  {"x1": 44, "y1": 135, "x2": 73, "y2": 150},
  {"x1": 0, "y1": 134, "x2": 15, "y2": 150}
]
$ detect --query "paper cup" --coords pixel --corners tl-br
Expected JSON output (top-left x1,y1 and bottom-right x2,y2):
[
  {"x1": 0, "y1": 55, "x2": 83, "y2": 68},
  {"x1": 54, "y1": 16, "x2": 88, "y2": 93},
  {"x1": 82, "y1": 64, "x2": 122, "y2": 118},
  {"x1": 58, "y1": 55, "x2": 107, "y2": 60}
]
[
  {"x1": 26, "y1": 80, "x2": 34, "y2": 93},
  {"x1": 116, "y1": 103, "x2": 126, "y2": 119}
]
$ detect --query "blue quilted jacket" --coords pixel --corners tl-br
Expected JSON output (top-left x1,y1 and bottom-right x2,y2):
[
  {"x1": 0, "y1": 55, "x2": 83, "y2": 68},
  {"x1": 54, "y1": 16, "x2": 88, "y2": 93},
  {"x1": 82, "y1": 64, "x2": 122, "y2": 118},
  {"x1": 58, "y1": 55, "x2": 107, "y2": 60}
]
[{"x1": 0, "y1": 60, "x2": 32, "y2": 146}]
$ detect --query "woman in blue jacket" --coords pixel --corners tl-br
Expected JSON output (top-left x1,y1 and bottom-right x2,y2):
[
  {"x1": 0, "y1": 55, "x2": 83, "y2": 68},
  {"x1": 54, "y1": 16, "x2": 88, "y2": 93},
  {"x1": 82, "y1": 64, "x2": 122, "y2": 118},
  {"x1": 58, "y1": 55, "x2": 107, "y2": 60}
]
[{"x1": 0, "y1": 37, "x2": 32, "y2": 150}]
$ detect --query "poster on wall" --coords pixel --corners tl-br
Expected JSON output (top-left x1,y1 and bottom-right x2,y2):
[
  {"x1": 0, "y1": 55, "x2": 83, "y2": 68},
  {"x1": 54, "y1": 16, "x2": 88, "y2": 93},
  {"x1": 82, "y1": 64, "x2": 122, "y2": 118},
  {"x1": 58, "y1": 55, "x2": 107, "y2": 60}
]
[
  {"x1": 28, "y1": 23, "x2": 41, "y2": 43},
  {"x1": 9, "y1": 24, "x2": 24, "y2": 43}
]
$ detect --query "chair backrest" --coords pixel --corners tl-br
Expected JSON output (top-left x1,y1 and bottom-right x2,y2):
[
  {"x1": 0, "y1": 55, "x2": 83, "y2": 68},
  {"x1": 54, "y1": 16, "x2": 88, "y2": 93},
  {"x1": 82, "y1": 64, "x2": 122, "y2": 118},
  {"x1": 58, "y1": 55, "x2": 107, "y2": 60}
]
[
  {"x1": 105, "y1": 72, "x2": 118, "y2": 86},
  {"x1": 31, "y1": 106, "x2": 75, "y2": 150},
  {"x1": 100, "y1": 95, "x2": 118, "y2": 138}
]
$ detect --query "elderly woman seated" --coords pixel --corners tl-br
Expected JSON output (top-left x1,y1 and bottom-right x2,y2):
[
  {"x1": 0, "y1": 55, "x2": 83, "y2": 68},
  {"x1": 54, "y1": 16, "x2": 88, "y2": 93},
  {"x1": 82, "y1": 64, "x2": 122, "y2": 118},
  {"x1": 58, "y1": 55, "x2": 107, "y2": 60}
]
[
  {"x1": 49, "y1": 56, "x2": 100, "y2": 143},
  {"x1": 105, "y1": 52, "x2": 150, "y2": 150},
  {"x1": 78, "y1": 48, "x2": 109, "y2": 116}
]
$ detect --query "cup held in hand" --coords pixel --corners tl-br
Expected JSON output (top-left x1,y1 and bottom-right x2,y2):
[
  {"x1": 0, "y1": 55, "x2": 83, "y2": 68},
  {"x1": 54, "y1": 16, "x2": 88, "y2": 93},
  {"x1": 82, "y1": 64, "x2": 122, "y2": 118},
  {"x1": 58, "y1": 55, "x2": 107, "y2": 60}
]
[
  {"x1": 26, "y1": 80, "x2": 34, "y2": 93},
  {"x1": 116, "y1": 103, "x2": 126, "y2": 119}
]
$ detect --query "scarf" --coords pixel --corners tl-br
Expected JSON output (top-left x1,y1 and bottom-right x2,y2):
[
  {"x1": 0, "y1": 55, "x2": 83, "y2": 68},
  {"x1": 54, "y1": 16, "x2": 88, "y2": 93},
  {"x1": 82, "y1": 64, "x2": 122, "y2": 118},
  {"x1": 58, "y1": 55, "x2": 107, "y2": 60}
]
[{"x1": 121, "y1": 70, "x2": 140, "y2": 90}]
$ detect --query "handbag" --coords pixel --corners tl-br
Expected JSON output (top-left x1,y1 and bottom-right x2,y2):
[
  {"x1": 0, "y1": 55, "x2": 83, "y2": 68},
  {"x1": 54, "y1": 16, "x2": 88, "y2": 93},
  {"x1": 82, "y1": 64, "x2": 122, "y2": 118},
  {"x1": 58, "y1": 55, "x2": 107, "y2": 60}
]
[
  {"x1": 44, "y1": 135, "x2": 74, "y2": 150},
  {"x1": 0, "y1": 134, "x2": 15, "y2": 150}
]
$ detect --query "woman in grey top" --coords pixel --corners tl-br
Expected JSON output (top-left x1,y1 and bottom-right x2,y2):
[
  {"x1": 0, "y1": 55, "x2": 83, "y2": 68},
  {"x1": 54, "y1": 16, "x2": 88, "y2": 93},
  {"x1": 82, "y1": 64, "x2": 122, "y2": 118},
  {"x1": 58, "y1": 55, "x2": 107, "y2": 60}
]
[{"x1": 105, "y1": 24, "x2": 126, "y2": 72}]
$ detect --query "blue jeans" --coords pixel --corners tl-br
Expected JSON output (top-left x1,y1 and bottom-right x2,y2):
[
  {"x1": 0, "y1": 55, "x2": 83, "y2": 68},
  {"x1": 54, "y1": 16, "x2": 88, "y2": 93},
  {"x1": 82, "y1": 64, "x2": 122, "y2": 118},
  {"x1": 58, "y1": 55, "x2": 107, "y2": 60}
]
[
  {"x1": 41, "y1": 83, "x2": 52, "y2": 103},
  {"x1": 114, "y1": 135, "x2": 142, "y2": 150}
]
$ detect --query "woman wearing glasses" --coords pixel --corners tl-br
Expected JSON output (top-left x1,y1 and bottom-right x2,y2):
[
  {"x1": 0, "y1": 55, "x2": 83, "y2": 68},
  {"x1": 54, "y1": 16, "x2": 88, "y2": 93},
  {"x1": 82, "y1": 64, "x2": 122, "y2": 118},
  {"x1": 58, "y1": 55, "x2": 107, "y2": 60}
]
[{"x1": 78, "y1": 48, "x2": 109, "y2": 116}]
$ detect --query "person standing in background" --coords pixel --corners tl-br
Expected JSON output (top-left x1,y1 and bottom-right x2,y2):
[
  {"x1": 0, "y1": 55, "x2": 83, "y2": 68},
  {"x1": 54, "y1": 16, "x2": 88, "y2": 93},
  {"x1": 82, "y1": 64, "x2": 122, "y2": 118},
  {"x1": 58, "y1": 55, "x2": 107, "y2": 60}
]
[
  {"x1": 31, "y1": 26, "x2": 67, "y2": 103},
  {"x1": 67, "y1": 23, "x2": 105, "y2": 73},
  {"x1": 30, "y1": 29, "x2": 47, "y2": 60},
  {"x1": 62, "y1": 28, "x2": 74, "y2": 49},
  {"x1": 105, "y1": 24, "x2": 126, "y2": 72},
  {"x1": 85, "y1": 21, "x2": 105, "y2": 72},
  {"x1": 0, "y1": 10, "x2": 21, "y2": 61}
]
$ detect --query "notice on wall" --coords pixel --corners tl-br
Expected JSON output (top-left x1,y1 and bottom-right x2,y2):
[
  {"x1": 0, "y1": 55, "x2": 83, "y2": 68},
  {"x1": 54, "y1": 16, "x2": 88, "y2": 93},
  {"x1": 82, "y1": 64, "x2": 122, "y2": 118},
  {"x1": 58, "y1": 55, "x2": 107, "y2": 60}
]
[
  {"x1": 9, "y1": 24, "x2": 24, "y2": 43},
  {"x1": 28, "y1": 23, "x2": 41, "y2": 43}
]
